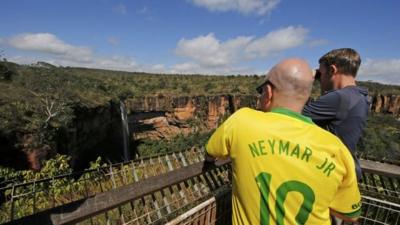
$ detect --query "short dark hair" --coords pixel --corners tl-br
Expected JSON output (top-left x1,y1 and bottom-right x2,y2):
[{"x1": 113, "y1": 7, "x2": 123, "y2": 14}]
[{"x1": 319, "y1": 48, "x2": 361, "y2": 77}]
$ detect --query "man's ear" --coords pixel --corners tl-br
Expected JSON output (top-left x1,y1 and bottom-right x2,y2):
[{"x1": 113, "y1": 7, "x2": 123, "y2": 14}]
[
  {"x1": 266, "y1": 84, "x2": 273, "y2": 101},
  {"x1": 330, "y1": 64, "x2": 338, "y2": 75}
]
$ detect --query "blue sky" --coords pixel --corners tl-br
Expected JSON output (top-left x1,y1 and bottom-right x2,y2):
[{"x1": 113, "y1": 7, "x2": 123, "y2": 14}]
[{"x1": 1, "y1": 0, "x2": 399, "y2": 84}]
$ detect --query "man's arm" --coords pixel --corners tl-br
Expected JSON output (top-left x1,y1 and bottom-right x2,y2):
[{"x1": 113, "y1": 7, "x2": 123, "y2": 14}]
[
  {"x1": 205, "y1": 108, "x2": 243, "y2": 159},
  {"x1": 329, "y1": 142, "x2": 362, "y2": 223}
]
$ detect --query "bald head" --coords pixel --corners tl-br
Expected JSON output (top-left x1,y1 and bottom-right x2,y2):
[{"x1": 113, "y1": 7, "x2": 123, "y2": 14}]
[
  {"x1": 268, "y1": 58, "x2": 314, "y2": 99},
  {"x1": 260, "y1": 58, "x2": 314, "y2": 112}
]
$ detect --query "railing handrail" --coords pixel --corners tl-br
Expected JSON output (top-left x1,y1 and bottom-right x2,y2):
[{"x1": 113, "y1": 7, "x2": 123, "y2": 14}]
[
  {"x1": 361, "y1": 195, "x2": 400, "y2": 208},
  {"x1": 360, "y1": 159, "x2": 400, "y2": 178}
]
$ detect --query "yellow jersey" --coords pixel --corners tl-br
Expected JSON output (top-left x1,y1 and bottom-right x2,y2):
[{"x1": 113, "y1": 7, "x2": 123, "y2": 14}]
[{"x1": 206, "y1": 107, "x2": 361, "y2": 225}]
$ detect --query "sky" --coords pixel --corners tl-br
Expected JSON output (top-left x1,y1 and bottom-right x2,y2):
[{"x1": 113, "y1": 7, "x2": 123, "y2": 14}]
[{"x1": 1, "y1": 0, "x2": 400, "y2": 84}]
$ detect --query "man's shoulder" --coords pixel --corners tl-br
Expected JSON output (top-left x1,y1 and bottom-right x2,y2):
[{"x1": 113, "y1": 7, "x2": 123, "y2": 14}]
[
  {"x1": 229, "y1": 107, "x2": 271, "y2": 124},
  {"x1": 233, "y1": 107, "x2": 260, "y2": 117},
  {"x1": 335, "y1": 86, "x2": 370, "y2": 111},
  {"x1": 313, "y1": 125, "x2": 344, "y2": 144},
  {"x1": 306, "y1": 90, "x2": 341, "y2": 109},
  {"x1": 318, "y1": 86, "x2": 368, "y2": 105},
  {"x1": 335, "y1": 86, "x2": 369, "y2": 97}
]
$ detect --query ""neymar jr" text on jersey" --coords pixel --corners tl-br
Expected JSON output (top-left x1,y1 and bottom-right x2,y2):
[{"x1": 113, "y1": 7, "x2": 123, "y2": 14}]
[{"x1": 248, "y1": 138, "x2": 336, "y2": 177}]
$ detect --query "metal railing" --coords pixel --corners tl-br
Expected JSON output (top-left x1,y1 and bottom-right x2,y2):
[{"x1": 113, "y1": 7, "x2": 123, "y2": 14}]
[
  {"x1": 4, "y1": 160, "x2": 231, "y2": 225},
  {"x1": 165, "y1": 193, "x2": 231, "y2": 225},
  {"x1": 1, "y1": 150, "x2": 399, "y2": 224},
  {"x1": 0, "y1": 148, "x2": 205, "y2": 223},
  {"x1": 343, "y1": 196, "x2": 400, "y2": 225},
  {"x1": 359, "y1": 159, "x2": 400, "y2": 203}
]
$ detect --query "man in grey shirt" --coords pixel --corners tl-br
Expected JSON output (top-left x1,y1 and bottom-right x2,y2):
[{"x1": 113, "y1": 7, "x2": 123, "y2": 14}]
[{"x1": 303, "y1": 48, "x2": 370, "y2": 181}]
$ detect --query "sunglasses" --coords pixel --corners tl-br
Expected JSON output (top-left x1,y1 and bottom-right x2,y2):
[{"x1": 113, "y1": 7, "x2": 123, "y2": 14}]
[{"x1": 256, "y1": 80, "x2": 275, "y2": 94}]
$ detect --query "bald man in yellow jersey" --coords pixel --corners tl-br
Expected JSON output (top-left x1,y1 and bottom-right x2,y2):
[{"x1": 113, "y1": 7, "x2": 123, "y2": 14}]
[{"x1": 206, "y1": 58, "x2": 361, "y2": 225}]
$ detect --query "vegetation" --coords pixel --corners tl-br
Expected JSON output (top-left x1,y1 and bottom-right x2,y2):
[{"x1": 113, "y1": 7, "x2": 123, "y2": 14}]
[
  {"x1": 0, "y1": 155, "x2": 77, "y2": 222},
  {"x1": 136, "y1": 132, "x2": 212, "y2": 156},
  {"x1": 358, "y1": 113, "x2": 400, "y2": 163},
  {"x1": 1, "y1": 61, "x2": 399, "y2": 138}
]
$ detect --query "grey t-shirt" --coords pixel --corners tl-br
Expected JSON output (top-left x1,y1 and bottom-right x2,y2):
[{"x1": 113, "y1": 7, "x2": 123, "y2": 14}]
[{"x1": 303, "y1": 86, "x2": 370, "y2": 180}]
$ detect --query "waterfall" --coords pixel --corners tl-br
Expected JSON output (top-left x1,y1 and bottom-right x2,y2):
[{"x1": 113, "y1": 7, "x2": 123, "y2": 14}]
[{"x1": 120, "y1": 101, "x2": 130, "y2": 161}]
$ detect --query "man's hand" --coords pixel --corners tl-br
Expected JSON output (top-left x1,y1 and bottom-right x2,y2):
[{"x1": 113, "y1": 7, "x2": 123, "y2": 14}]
[
  {"x1": 205, "y1": 152, "x2": 216, "y2": 163},
  {"x1": 313, "y1": 69, "x2": 321, "y2": 80},
  {"x1": 330, "y1": 209, "x2": 359, "y2": 222}
]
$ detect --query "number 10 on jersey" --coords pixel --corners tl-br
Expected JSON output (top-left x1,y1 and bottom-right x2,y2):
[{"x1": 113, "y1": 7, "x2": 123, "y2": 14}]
[{"x1": 256, "y1": 172, "x2": 315, "y2": 225}]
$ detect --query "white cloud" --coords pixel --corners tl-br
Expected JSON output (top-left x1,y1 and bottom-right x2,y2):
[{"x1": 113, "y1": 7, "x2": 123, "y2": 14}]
[
  {"x1": 86, "y1": 56, "x2": 137, "y2": 71},
  {"x1": 176, "y1": 33, "x2": 252, "y2": 67},
  {"x1": 3, "y1": 32, "x2": 174, "y2": 74},
  {"x1": 359, "y1": 58, "x2": 400, "y2": 76},
  {"x1": 170, "y1": 61, "x2": 258, "y2": 75},
  {"x1": 175, "y1": 26, "x2": 308, "y2": 71},
  {"x1": 9, "y1": 54, "x2": 140, "y2": 72},
  {"x1": 3, "y1": 33, "x2": 143, "y2": 71},
  {"x1": 7, "y1": 33, "x2": 93, "y2": 62},
  {"x1": 113, "y1": 4, "x2": 127, "y2": 15},
  {"x1": 244, "y1": 26, "x2": 308, "y2": 58},
  {"x1": 171, "y1": 62, "x2": 201, "y2": 74},
  {"x1": 189, "y1": 0, "x2": 280, "y2": 15},
  {"x1": 358, "y1": 58, "x2": 400, "y2": 85}
]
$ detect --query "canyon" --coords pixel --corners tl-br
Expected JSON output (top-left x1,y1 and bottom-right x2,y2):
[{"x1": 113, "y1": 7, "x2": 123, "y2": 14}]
[{"x1": 1, "y1": 94, "x2": 400, "y2": 171}]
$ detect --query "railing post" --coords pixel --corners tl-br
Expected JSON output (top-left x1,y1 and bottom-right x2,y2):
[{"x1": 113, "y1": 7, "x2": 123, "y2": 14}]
[
  {"x1": 141, "y1": 159, "x2": 148, "y2": 179},
  {"x1": 51, "y1": 177, "x2": 55, "y2": 208},
  {"x1": 165, "y1": 155, "x2": 174, "y2": 171},
  {"x1": 9, "y1": 184, "x2": 15, "y2": 221},
  {"x1": 152, "y1": 194, "x2": 162, "y2": 220},
  {"x1": 121, "y1": 163, "x2": 128, "y2": 185},
  {"x1": 131, "y1": 161, "x2": 139, "y2": 182},
  {"x1": 110, "y1": 165, "x2": 117, "y2": 189},
  {"x1": 162, "y1": 189, "x2": 172, "y2": 214},
  {"x1": 179, "y1": 152, "x2": 188, "y2": 167}
]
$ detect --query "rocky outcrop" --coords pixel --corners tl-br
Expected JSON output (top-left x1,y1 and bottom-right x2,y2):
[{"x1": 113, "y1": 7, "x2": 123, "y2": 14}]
[
  {"x1": 371, "y1": 95, "x2": 400, "y2": 115},
  {"x1": 125, "y1": 95, "x2": 258, "y2": 140}
]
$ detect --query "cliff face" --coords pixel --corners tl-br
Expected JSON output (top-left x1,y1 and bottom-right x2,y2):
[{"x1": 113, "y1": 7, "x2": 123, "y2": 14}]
[
  {"x1": 57, "y1": 103, "x2": 123, "y2": 169},
  {"x1": 125, "y1": 95, "x2": 258, "y2": 140},
  {"x1": 1, "y1": 102, "x2": 123, "y2": 171},
  {"x1": 126, "y1": 94, "x2": 400, "y2": 141},
  {"x1": 371, "y1": 95, "x2": 400, "y2": 115},
  {"x1": 2, "y1": 93, "x2": 400, "y2": 171}
]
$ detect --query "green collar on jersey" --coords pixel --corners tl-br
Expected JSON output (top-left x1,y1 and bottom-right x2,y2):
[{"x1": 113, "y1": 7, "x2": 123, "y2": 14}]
[{"x1": 271, "y1": 108, "x2": 314, "y2": 125}]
